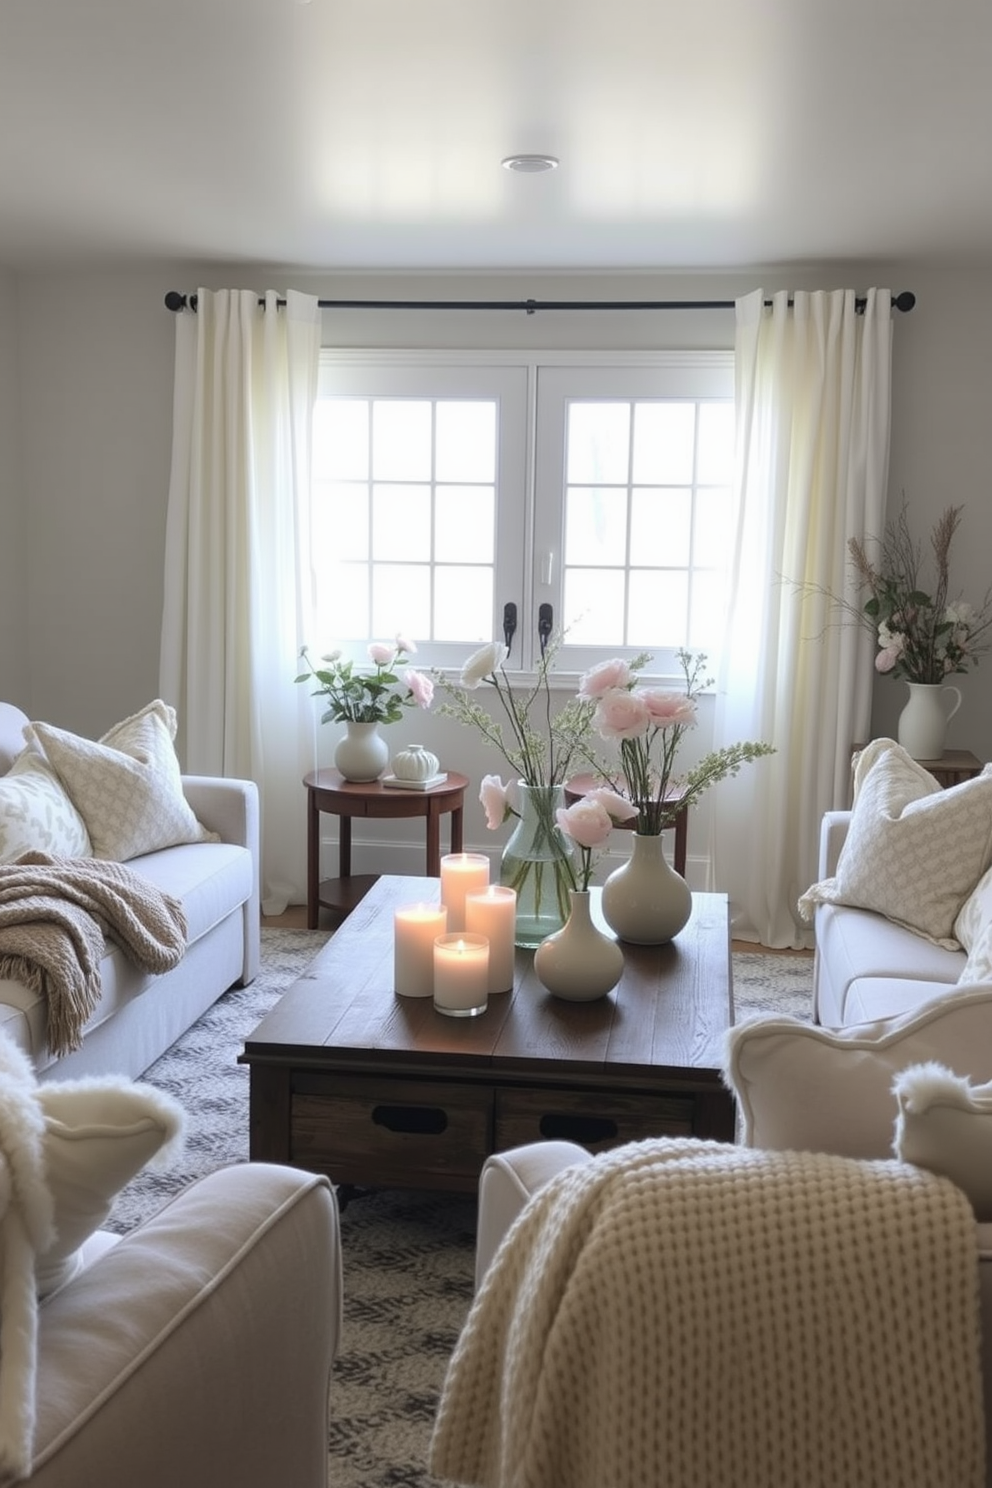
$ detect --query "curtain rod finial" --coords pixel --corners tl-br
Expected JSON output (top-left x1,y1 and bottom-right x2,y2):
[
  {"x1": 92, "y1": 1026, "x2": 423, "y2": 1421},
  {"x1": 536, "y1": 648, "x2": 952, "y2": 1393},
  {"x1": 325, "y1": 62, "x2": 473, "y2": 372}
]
[
  {"x1": 164, "y1": 291, "x2": 188, "y2": 312},
  {"x1": 894, "y1": 291, "x2": 916, "y2": 312}
]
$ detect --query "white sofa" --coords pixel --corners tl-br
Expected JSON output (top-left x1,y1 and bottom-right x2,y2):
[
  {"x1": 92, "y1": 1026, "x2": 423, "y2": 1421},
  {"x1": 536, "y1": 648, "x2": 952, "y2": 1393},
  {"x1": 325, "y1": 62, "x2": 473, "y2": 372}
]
[
  {"x1": 813, "y1": 808, "x2": 967, "y2": 1026},
  {"x1": 0, "y1": 701, "x2": 260, "y2": 1081}
]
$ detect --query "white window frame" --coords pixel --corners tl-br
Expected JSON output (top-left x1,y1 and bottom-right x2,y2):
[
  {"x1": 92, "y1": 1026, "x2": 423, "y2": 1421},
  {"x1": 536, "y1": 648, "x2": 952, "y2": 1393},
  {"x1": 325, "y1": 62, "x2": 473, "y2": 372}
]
[{"x1": 312, "y1": 348, "x2": 733, "y2": 680}]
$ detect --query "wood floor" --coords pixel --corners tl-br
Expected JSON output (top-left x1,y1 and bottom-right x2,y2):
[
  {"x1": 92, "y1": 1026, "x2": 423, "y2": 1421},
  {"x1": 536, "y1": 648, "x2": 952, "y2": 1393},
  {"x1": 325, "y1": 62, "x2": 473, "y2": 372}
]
[{"x1": 261, "y1": 903, "x2": 812, "y2": 956}]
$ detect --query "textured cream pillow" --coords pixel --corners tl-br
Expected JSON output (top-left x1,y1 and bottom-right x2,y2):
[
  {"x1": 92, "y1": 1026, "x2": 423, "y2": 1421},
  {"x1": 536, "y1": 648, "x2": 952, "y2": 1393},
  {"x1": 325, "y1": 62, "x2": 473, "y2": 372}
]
[
  {"x1": 798, "y1": 739, "x2": 992, "y2": 948},
  {"x1": 0, "y1": 749, "x2": 91, "y2": 863},
  {"x1": 724, "y1": 987, "x2": 992, "y2": 1159},
  {"x1": 29, "y1": 700, "x2": 216, "y2": 861},
  {"x1": 35, "y1": 1077, "x2": 185, "y2": 1297},
  {"x1": 955, "y1": 864, "x2": 992, "y2": 951},
  {"x1": 893, "y1": 1062, "x2": 992, "y2": 1220},
  {"x1": 960, "y1": 922, "x2": 992, "y2": 984}
]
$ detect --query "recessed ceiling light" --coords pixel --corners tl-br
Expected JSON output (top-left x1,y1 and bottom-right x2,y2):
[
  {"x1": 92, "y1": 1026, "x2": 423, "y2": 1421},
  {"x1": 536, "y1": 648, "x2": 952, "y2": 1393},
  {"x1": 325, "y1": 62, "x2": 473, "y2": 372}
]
[{"x1": 501, "y1": 154, "x2": 559, "y2": 174}]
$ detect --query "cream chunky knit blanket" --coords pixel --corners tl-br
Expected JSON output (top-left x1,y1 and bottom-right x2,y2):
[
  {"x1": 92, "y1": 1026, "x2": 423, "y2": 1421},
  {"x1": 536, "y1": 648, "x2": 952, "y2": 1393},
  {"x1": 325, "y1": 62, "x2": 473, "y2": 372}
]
[
  {"x1": 0, "y1": 852, "x2": 187, "y2": 1057},
  {"x1": 429, "y1": 1139, "x2": 985, "y2": 1488}
]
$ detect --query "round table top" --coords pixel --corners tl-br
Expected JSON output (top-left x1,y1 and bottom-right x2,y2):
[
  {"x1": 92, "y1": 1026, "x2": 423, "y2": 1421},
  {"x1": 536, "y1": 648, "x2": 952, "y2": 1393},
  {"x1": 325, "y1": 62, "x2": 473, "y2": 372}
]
[{"x1": 304, "y1": 768, "x2": 470, "y2": 802}]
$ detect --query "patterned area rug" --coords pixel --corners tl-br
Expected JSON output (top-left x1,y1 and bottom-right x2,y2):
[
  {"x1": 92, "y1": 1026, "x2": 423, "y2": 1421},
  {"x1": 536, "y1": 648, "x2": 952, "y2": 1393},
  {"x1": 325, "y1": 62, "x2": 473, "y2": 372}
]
[{"x1": 109, "y1": 927, "x2": 814, "y2": 1488}]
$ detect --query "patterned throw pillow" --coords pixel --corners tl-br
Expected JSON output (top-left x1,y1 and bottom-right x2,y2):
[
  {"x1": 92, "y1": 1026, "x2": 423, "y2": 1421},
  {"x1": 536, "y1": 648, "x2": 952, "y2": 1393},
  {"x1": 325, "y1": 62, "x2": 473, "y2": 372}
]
[
  {"x1": 0, "y1": 750, "x2": 91, "y2": 863},
  {"x1": 29, "y1": 700, "x2": 217, "y2": 862},
  {"x1": 798, "y1": 740, "x2": 992, "y2": 948}
]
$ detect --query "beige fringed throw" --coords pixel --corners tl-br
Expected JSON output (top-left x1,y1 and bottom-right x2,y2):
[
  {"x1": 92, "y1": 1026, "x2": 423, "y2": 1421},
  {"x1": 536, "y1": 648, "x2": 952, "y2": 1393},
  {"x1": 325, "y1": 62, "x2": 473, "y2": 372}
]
[
  {"x1": 0, "y1": 852, "x2": 187, "y2": 1057},
  {"x1": 429, "y1": 1139, "x2": 985, "y2": 1488}
]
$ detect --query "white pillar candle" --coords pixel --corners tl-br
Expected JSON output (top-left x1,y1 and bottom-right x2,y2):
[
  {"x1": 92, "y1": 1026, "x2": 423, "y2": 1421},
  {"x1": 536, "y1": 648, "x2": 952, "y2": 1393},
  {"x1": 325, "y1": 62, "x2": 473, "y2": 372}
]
[
  {"x1": 393, "y1": 903, "x2": 448, "y2": 998},
  {"x1": 439, "y1": 852, "x2": 490, "y2": 933},
  {"x1": 465, "y1": 885, "x2": 517, "y2": 994},
  {"x1": 433, "y1": 933, "x2": 489, "y2": 1018}
]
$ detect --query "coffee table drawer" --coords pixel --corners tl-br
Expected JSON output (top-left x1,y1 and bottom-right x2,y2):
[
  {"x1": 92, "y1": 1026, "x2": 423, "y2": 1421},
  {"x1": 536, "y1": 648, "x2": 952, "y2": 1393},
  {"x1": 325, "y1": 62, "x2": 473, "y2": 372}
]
[
  {"x1": 494, "y1": 1086, "x2": 695, "y2": 1154},
  {"x1": 291, "y1": 1074, "x2": 493, "y2": 1190}
]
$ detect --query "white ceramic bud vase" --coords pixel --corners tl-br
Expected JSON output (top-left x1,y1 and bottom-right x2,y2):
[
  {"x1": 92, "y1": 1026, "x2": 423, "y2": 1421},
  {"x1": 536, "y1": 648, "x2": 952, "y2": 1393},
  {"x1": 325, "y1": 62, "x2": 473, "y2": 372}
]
[
  {"x1": 601, "y1": 832, "x2": 692, "y2": 946},
  {"x1": 534, "y1": 890, "x2": 624, "y2": 1001},
  {"x1": 897, "y1": 682, "x2": 961, "y2": 761},
  {"x1": 334, "y1": 721, "x2": 389, "y2": 782}
]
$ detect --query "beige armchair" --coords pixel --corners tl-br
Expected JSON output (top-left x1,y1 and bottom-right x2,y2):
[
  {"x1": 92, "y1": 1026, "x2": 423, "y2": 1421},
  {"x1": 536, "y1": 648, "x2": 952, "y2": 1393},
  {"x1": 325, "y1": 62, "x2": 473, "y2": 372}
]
[{"x1": 28, "y1": 1163, "x2": 340, "y2": 1488}]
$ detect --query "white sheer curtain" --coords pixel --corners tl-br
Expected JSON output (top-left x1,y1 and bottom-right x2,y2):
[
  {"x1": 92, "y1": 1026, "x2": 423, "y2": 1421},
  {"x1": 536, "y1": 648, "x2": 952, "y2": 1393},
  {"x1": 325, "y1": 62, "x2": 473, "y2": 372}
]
[
  {"x1": 708, "y1": 288, "x2": 893, "y2": 948},
  {"x1": 160, "y1": 288, "x2": 321, "y2": 915}
]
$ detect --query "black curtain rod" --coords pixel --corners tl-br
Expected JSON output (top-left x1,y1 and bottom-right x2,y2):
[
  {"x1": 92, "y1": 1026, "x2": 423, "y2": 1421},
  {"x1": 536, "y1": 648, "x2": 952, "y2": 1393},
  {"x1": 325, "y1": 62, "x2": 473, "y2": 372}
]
[{"x1": 164, "y1": 289, "x2": 916, "y2": 316}]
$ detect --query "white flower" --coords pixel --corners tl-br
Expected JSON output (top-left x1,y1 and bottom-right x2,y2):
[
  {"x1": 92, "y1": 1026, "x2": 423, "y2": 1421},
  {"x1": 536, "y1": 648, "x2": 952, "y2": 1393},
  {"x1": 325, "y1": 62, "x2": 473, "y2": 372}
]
[
  {"x1": 877, "y1": 623, "x2": 906, "y2": 655},
  {"x1": 321, "y1": 648, "x2": 342, "y2": 663},
  {"x1": 460, "y1": 641, "x2": 508, "y2": 689},
  {"x1": 945, "y1": 601, "x2": 975, "y2": 628}
]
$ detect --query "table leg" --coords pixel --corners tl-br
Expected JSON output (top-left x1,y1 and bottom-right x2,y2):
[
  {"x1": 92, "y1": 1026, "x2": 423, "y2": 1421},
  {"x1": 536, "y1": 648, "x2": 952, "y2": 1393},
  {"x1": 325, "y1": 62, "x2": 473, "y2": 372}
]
[
  {"x1": 339, "y1": 817, "x2": 352, "y2": 877},
  {"x1": 306, "y1": 790, "x2": 319, "y2": 930},
  {"x1": 425, "y1": 803, "x2": 441, "y2": 876},
  {"x1": 674, "y1": 808, "x2": 687, "y2": 877},
  {"x1": 450, "y1": 803, "x2": 464, "y2": 854}
]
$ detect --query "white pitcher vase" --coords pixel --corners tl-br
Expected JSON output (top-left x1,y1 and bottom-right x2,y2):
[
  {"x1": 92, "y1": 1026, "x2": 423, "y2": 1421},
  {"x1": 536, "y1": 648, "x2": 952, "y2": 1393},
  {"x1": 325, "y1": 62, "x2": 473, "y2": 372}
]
[{"x1": 896, "y1": 682, "x2": 961, "y2": 761}]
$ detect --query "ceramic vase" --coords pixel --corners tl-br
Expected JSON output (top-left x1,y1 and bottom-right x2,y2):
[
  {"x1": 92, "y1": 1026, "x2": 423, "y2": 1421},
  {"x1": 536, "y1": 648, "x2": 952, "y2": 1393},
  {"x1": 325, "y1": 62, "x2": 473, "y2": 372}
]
[
  {"x1": 897, "y1": 682, "x2": 962, "y2": 761},
  {"x1": 334, "y1": 721, "x2": 390, "y2": 782},
  {"x1": 499, "y1": 782, "x2": 576, "y2": 949},
  {"x1": 391, "y1": 744, "x2": 440, "y2": 782},
  {"x1": 601, "y1": 832, "x2": 692, "y2": 946},
  {"x1": 534, "y1": 889, "x2": 624, "y2": 1001}
]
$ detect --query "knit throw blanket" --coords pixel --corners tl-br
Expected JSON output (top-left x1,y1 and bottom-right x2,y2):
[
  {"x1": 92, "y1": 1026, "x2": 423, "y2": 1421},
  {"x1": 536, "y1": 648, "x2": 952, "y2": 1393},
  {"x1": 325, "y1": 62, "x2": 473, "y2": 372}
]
[
  {"x1": 0, "y1": 852, "x2": 187, "y2": 1058},
  {"x1": 429, "y1": 1139, "x2": 985, "y2": 1488}
]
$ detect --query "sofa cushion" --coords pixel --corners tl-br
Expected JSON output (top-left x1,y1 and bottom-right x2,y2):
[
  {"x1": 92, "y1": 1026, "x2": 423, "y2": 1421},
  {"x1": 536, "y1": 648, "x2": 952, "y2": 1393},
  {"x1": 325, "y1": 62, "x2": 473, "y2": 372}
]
[
  {"x1": 0, "y1": 751, "x2": 92, "y2": 864},
  {"x1": 813, "y1": 901, "x2": 964, "y2": 1025},
  {"x1": 724, "y1": 986, "x2": 992, "y2": 1159},
  {"x1": 29, "y1": 701, "x2": 217, "y2": 862},
  {"x1": 799, "y1": 739, "x2": 992, "y2": 948},
  {"x1": 893, "y1": 1062, "x2": 992, "y2": 1220},
  {"x1": 35, "y1": 1077, "x2": 185, "y2": 1297}
]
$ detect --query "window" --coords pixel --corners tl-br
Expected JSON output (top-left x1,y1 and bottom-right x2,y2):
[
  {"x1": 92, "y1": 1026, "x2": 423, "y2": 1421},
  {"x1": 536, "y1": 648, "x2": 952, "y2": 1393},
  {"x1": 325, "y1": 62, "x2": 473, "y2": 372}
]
[{"x1": 309, "y1": 351, "x2": 733, "y2": 676}]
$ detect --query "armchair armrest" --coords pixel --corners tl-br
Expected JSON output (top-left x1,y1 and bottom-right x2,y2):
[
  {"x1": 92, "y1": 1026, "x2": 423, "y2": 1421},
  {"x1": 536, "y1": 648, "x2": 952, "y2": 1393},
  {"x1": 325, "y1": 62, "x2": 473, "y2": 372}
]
[
  {"x1": 477, "y1": 1141, "x2": 592, "y2": 1289},
  {"x1": 30, "y1": 1164, "x2": 340, "y2": 1488}
]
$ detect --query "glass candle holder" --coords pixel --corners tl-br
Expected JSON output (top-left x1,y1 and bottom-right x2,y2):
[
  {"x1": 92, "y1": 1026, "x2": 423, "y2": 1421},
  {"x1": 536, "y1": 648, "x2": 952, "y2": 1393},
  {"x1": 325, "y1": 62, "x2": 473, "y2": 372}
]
[{"x1": 433, "y1": 933, "x2": 489, "y2": 1018}]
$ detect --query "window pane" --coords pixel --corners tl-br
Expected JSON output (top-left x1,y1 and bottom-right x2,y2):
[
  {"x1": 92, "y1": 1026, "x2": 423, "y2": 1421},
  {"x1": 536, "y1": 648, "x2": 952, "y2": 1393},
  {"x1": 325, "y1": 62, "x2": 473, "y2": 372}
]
[
  {"x1": 630, "y1": 488, "x2": 691, "y2": 567},
  {"x1": 320, "y1": 562, "x2": 369, "y2": 641},
  {"x1": 566, "y1": 403, "x2": 630, "y2": 484},
  {"x1": 628, "y1": 570, "x2": 689, "y2": 648},
  {"x1": 436, "y1": 402, "x2": 496, "y2": 482},
  {"x1": 372, "y1": 401, "x2": 432, "y2": 481},
  {"x1": 312, "y1": 481, "x2": 369, "y2": 561},
  {"x1": 371, "y1": 484, "x2": 432, "y2": 561},
  {"x1": 632, "y1": 402, "x2": 696, "y2": 485},
  {"x1": 694, "y1": 487, "x2": 732, "y2": 568},
  {"x1": 565, "y1": 487, "x2": 627, "y2": 566},
  {"x1": 435, "y1": 486, "x2": 495, "y2": 563},
  {"x1": 371, "y1": 564, "x2": 431, "y2": 640},
  {"x1": 563, "y1": 569, "x2": 626, "y2": 643},
  {"x1": 434, "y1": 567, "x2": 493, "y2": 642},
  {"x1": 696, "y1": 403, "x2": 735, "y2": 485},
  {"x1": 313, "y1": 400, "x2": 368, "y2": 481}
]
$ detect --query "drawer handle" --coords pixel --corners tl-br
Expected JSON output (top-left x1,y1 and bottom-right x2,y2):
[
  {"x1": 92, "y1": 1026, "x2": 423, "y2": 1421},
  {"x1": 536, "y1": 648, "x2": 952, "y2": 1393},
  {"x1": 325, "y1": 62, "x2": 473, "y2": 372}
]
[
  {"x1": 539, "y1": 1113, "x2": 619, "y2": 1143},
  {"x1": 372, "y1": 1104, "x2": 448, "y2": 1135}
]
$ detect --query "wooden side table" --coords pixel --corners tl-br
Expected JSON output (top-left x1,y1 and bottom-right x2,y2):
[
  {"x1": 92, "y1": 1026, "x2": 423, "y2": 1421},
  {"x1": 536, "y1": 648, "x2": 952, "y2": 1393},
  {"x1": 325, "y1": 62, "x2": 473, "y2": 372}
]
[
  {"x1": 304, "y1": 769, "x2": 470, "y2": 928},
  {"x1": 852, "y1": 746, "x2": 983, "y2": 790},
  {"x1": 564, "y1": 773, "x2": 689, "y2": 876}
]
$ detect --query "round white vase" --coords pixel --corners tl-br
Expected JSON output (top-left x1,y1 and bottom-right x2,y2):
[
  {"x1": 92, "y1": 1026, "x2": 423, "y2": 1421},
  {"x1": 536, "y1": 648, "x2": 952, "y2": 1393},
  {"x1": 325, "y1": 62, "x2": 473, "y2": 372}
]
[
  {"x1": 601, "y1": 832, "x2": 692, "y2": 946},
  {"x1": 334, "y1": 721, "x2": 390, "y2": 782},
  {"x1": 897, "y1": 682, "x2": 962, "y2": 760},
  {"x1": 534, "y1": 890, "x2": 624, "y2": 1001},
  {"x1": 391, "y1": 744, "x2": 440, "y2": 782}
]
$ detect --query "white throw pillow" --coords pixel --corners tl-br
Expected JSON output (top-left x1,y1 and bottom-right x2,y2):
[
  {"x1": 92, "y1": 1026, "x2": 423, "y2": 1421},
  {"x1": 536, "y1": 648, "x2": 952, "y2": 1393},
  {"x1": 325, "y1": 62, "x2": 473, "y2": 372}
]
[
  {"x1": 724, "y1": 986, "x2": 992, "y2": 1159},
  {"x1": 34, "y1": 1077, "x2": 185, "y2": 1297},
  {"x1": 955, "y1": 863, "x2": 992, "y2": 952},
  {"x1": 892, "y1": 1062, "x2": 992, "y2": 1219},
  {"x1": 29, "y1": 700, "x2": 216, "y2": 862},
  {"x1": 798, "y1": 739, "x2": 992, "y2": 948},
  {"x1": 960, "y1": 921, "x2": 992, "y2": 985},
  {"x1": 0, "y1": 750, "x2": 91, "y2": 863}
]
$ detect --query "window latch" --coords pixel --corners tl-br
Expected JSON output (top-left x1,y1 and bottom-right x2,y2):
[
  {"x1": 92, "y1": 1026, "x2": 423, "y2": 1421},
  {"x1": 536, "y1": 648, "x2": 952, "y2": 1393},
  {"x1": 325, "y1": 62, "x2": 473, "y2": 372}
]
[
  {"x1": 502, "y1": 602, "x2": 517, "y2": 657},
  {"x1": 538, "y1": 603, "x2": 553, "y2": 656}
]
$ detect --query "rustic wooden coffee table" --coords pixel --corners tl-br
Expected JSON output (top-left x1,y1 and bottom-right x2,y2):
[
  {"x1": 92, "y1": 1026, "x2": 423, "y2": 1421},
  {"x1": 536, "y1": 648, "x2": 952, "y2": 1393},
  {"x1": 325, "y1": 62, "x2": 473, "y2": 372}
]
[{"x1": 241, "y1": 875, "x2": 735, "y2": 1194}]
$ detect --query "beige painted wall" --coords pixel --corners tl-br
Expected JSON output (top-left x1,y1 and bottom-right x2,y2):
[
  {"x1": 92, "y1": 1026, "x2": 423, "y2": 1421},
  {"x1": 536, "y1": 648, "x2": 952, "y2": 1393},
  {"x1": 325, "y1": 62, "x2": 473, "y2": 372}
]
[{"x1": 6, "y1": 262, "x2": 992, "y2": 880}]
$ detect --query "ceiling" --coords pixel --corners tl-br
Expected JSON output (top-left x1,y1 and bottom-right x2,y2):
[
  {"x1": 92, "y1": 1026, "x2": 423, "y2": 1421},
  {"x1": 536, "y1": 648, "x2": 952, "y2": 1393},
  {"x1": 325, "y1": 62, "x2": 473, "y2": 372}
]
[{"x1": 2, "y1": 0, "x2": 991, "y2": 275}]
